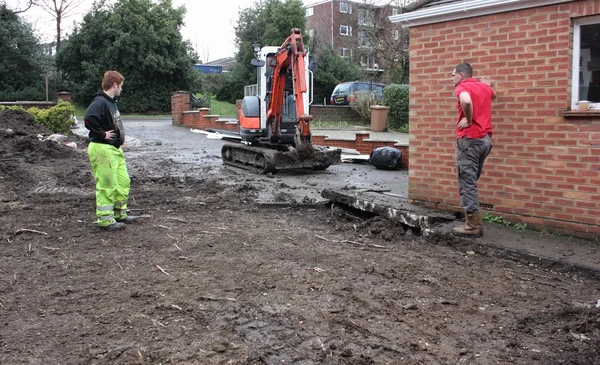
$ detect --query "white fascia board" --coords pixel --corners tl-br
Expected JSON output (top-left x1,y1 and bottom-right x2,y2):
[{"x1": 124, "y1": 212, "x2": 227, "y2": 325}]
[{"x1": 389, "y1": 0, "x2": 575, "y2": 27}]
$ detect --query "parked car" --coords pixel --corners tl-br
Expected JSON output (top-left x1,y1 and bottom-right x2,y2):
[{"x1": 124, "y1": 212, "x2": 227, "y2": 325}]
[{"x1": 330, "y1": 81, "x2": 386, "y2": 105}]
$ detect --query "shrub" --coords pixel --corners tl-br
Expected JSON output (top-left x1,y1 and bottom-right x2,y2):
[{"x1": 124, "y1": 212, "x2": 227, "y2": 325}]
[
  {"x1": 0, "y1": 105, "x2": 4, "y2": 111},
  {"x1": 7, "y1": 105, "x2": 26, "y2": 112},
  {"x1": 27, "y1": 101, "x2": 75, "y2": 134},
  {"x1": 350, "y1": 91, "x2": 383, "y2": 124},
  {"x1": 27, "y1": 107, "x2": 49, "y2": 126},
  {"x1": 0, "y1": 87, "x2": 45, "y2": 102},
  {"x1": 383, "y1": 84, "x2": 409, "y2": 131}
]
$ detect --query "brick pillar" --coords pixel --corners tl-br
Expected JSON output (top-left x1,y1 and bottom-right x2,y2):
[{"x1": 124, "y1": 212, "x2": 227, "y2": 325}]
[
  {"x1": 236, "y1": 99, "x2": 242, "y2": 120},
  {"x1": 57, "y1": 91, "x2": 72, "y2": 103},
  {"x1": 171, "y1": 91, "x2": 190, "y2": 126}
]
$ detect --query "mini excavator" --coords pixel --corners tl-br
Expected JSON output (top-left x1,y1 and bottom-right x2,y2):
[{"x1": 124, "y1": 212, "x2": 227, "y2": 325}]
[{"x1": 221, "y1": 28, "x2": 341, "y2": 173}]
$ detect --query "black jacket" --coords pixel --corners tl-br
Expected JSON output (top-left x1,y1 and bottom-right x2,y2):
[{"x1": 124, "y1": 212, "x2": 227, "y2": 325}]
[{"x1": 84, "y1": 92, "x2": 125, "y2": 148}]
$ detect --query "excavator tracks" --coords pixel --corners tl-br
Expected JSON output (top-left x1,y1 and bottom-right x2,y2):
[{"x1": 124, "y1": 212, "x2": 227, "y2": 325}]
[{"x1": 221, "y1": 144, "x2": 341, "y2": 174}]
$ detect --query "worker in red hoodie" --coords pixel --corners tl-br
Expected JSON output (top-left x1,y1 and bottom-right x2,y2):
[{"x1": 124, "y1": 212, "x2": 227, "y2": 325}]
[
  {"x1": 451, "y1": 63, "x2": 497, "y2": 237},
  {"x1": 84, "y1": 71, "x2": 137, "y2": 231}
]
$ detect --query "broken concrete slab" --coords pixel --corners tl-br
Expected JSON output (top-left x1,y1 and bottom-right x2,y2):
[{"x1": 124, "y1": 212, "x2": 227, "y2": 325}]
[{"x1": 321, "y1": 189, "x2": 455, "y2": 235}]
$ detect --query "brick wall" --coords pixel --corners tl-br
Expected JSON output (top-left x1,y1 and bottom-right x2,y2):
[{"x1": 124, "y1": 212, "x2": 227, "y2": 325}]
[
  {"x1": 312, "y1": 133, "x2": 409, "y2": 168},
  {"x1": 310, "y1": 105, "x2": 362, "y2": 122},
  {"x1": 408, "y1": 0, "x2": 600, "y2": 239},
  {"x1": 181, "y1": 109, "x2": 238, "y2": 132},
  {"x1": 0, "y1": 101, "x2": 56, "y2": 109}
]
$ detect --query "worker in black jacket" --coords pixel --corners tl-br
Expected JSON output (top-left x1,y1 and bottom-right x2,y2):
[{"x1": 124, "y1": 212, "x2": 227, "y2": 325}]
[{"x1": 84, "y1": 71, "x2": 137, "y2": 230}]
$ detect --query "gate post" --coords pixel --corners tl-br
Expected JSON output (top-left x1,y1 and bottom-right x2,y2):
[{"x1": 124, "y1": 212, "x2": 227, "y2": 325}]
[{"x1": 171, "y1": 91, "x2": 190, "y2": 126}]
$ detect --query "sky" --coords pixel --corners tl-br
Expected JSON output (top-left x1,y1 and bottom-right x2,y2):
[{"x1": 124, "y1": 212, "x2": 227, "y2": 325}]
[{"x1": 10, "y1": 0, "x2": 327, "y2": 63}]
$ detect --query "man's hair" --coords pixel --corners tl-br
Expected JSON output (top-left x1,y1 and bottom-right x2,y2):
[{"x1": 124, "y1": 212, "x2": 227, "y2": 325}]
[
  {"x1": 454, "y1": 63, "x2": 473, "y2": 78},
  {"x1": 102, "y1": 71, "x2": 124, "y2": 91}
]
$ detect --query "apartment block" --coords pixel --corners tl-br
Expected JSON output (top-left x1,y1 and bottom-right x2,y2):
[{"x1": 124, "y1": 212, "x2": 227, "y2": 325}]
[{"x1": 304, "y1": 0, "x2": 404, "y2": 74}]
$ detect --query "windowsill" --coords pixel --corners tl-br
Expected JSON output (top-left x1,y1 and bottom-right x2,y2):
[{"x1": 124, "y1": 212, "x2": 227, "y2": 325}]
[{"x1": 562, "y1": 110, "x2": 600, "y2": 118}]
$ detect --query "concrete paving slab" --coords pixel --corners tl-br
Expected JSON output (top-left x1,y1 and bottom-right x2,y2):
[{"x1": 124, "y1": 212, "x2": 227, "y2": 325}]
[{"x1": 322, "y1": 188, "x2": 455, "y2": 235}]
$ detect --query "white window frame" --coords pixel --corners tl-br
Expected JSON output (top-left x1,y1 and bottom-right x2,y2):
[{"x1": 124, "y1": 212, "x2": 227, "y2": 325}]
[
  {"x1": 393, "y1": 29, "x2": 399, "y2": 40},
  {"x1": 340, "y1": 2, "x2": 352, "y2": 14},
  {"x1": 340, "y1": 48, "x2": 352, "y2": 58},
  {"x1": 392, "y1": 8, "x2": 398, "y2": 16},
  {"x1": 306, "y1": 7, "x2": 314, "y2": 17},
  {"x1": 308, "y1": 29, "x2": 314, "y2": 38},
  {"x1": 571, "y1": 15, "x2": 600, "y2": 109},
  {"x1": 340, "y1": 25, "x2": 352, "y2": 36}
]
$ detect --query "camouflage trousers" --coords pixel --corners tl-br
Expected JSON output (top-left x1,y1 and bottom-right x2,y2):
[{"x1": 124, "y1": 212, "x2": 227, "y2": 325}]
[{"x1": 455, "y1": 135, "x2": 492, "y2": 214}]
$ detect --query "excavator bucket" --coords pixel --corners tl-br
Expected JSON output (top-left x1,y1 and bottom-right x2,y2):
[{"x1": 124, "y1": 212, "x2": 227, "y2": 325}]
[{"x1": 221, "y1": 144, "x2": 342, "y2": 174}]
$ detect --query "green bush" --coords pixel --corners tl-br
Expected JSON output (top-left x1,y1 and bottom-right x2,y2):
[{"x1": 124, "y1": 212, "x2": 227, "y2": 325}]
[
  {"x1": 0, "y1": 105, "x2": 4, "y2": 111},
  {"x1": 7, "y1": 105, "x2": 26, "y2": 112},
  {"x1": 27, "y1": 101, "x2": 75, "y2": 134},
  {"x1": 0, "y1": 87, "x2": 45, "y2": 102},
  {"x1": 383, "y1": 84, "x2": 409, "y2": 131},
  {"x1": 350, "y1": 91, "x2": 383, "y2": 124}
]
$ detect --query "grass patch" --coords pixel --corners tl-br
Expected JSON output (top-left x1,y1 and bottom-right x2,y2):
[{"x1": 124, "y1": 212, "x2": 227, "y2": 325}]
[
  {"x1": 311, "y1": 120, "x2": 370, "y2": 129},
  {"x1": 208, "y1": 96, "x2": 237, "y2": 117}
]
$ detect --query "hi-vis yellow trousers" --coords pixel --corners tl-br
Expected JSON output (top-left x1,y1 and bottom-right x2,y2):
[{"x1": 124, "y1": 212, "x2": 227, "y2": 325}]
[{"x1": 88, "y1": 142, "x2": 130, "y2": 226}]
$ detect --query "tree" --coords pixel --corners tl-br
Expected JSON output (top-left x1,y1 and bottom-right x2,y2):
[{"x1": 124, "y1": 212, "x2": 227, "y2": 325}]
[
  {"x1": 353, "y1": 0, "x2": 414, "y2": 84},
  {"x1": 56, "y1": 0, "x2": 198, "y2": 113},
  {"x1": 1, "y1": 0, "x2": 36, "y2": 13},
  {"x1": 0, "y1": 4, "x2": 47, "y2": 101},
  {"x1": 312, "y1": 48, "x2": 363, "y2": 104},
  {"x1": 216, "y1": 0, "x2": 306, "y2": 103},
  {"x1": 36, "y1": 0, "x2": 84, "y2": 50}
]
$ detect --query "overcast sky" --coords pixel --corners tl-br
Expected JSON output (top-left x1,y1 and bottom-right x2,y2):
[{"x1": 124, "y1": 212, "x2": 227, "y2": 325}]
[{"x1": 9, "y1": 0, "x2": 334, "y2": 63}]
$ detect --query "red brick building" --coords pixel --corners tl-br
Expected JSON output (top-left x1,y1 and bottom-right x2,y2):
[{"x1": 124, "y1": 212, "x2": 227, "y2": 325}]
[
  {"x1": 390, "y1": 0, "x2": 600, "y2": 239},
  {"x1": 305, "y1": 0, "x2": 403, "y2": 73}
]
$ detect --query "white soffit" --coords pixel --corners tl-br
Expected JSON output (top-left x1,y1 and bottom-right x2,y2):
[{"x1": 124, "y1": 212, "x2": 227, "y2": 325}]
[{"x1": 389, "y1": 0, "x2": 575, "y2": 27}]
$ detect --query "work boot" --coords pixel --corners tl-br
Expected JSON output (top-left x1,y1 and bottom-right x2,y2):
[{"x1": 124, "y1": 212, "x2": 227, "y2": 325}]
[
  {"x1": 102, "y1": 221, "x2": 126, "y2": 231},
  {"x1": 451, "y1": 211, "x2": 483, "y2": 237},
  {"x1": 116, "y1": 215, "x2": 138, "y2": 224}
]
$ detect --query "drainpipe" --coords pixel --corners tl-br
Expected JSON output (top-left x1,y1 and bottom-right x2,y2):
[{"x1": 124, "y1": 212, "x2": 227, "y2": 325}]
[{"x1": 331, "y1": 0, "x2": 334, "y2": 47}]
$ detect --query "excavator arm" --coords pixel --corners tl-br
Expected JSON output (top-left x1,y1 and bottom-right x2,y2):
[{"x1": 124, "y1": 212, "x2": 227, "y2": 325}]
[{"x1": 266, "y1": 28, "x2": 312, "y2": 144}]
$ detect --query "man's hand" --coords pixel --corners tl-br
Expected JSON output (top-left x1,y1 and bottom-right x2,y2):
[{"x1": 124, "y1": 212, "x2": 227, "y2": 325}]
[
  {"x1": 104, "y1": 130, "x2": 116, "y2": 140},
  {"x1": 480, "y1": 76, "x2": 494, "y2": 88},
  {"x1": 457, "y1": 117, "x2": 470, "y2": 130},
  {"x1": 480, "y1": 76, "x2": 498, "y2": 99}
]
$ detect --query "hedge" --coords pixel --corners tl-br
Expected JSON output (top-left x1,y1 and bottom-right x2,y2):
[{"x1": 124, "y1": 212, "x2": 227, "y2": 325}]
[{"x1": 383, "y1": 84, "x2": 409, "y2": 131}]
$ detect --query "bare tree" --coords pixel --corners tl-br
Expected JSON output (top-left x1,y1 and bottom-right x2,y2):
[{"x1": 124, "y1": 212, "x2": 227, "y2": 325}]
[
  {"x1": 36, "y1": 0, "x2": 84, "y2": 49},
  {"x1": 1, "y1": 0, "x2": 37, "y2": 13},
  {"x1": 355, "y1": 0, "x2": 416, "y2": 83}
]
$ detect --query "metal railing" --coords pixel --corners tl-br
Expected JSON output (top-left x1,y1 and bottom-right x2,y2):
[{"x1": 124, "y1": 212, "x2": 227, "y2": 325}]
[
  {"x1": 190, "y1": 94, "x2": 211, "y2": 110},
  {"x1": 244, "y1": 84, "x2": 258, "y2": 97}
]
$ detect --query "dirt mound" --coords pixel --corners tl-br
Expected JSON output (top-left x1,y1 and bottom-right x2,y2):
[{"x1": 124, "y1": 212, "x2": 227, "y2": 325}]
[
  {"x1": 0, "y1": 109, "x2": 87, "y2": 163},
  {"x1": 0, "y1": 109, "x2": 50, "y2": 135}
]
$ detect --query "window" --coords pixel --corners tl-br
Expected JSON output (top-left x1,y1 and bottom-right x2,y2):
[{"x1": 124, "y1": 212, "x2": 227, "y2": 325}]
[
  {"x1": 340, "y1": 25, "x2": 352, "y2": 36},
  {"x1": 340, "y1": 2, "x2": 352, "y2": 14},
  {"x1": 308, "y1": 29, "x2": 314, "y2": 38},
  {"x1": 306, "y1": 7, "x2": 313, "y2": 16},
  {"x1": 340, "y1": 48, "x2": 352, "y2": 58},
  {"x1": 358, "y1": 30, "x2": 371, "y2": 47},
  {"x1": 358, "y1": 8, "x2": 374, "y2": 27},
  {"x1": 392, "y1": 8, "x2": 398, "y2": 16},
  {"x1": 393, "y1": 30, "x2": 399, "y2": 41},
  {"x1": 572, "y1": 16, "x2": 600, "y2": 108}
]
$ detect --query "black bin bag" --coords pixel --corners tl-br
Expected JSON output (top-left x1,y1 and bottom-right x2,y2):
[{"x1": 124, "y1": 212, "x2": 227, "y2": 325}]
[{"x1": 368, "y1": 147, "x2": 402, "y2": 170}]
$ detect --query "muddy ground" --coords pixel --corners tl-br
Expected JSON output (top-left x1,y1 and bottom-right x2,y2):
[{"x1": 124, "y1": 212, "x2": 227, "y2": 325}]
[{"x1": 1, "y1": 109, "x2": 599, "y2": 365}]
